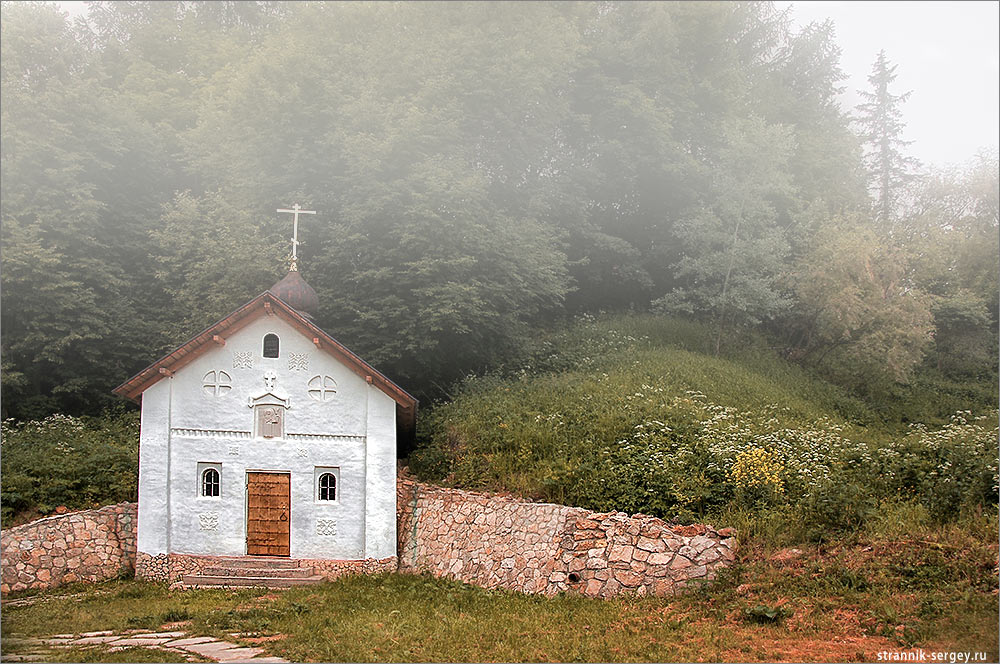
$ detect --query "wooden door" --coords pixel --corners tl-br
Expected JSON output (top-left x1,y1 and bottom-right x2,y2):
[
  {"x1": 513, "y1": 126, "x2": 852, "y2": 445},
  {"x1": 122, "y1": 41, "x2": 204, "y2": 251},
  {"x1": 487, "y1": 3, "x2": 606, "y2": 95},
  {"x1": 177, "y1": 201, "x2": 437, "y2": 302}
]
[{"x1": 246, "y1": 472, "x2": 290, "y2": 556}]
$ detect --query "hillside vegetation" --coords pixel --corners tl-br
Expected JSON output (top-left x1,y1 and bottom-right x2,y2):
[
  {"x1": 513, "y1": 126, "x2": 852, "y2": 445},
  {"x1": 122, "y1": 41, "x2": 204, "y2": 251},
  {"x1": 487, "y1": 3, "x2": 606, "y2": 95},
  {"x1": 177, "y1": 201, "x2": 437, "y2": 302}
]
[
  {"x1": 0, "y1": 412, "x2": 139, "y2": 527},
  {"x1": 412, "y1": 314, "x2": 998, "y2": 538}
]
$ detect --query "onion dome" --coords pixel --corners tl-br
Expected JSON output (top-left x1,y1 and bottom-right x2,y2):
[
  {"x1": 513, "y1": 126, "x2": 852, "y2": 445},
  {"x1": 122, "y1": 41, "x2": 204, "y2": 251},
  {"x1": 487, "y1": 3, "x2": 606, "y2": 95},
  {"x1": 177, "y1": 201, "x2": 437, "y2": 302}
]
[{"x1": 270, "y1": 269, "x2": 319, "y2": 316}]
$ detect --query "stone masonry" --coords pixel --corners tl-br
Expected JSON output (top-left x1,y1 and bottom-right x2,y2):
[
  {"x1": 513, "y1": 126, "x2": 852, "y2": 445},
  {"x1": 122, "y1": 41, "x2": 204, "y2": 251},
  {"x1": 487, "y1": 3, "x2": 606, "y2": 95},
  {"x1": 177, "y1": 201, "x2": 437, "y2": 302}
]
[
  {"x1": 2, "y1": 478, "x2": 736, "y2": 597},
  {"x1": 135, "y1": 551, "x2": 397, "y2": 584},
  {"x1": 1, "y1": 503, "x2": 136, "y2": 594},
  {"x1": 396, "y1": 479, "x2": 736, "y2": 598}
]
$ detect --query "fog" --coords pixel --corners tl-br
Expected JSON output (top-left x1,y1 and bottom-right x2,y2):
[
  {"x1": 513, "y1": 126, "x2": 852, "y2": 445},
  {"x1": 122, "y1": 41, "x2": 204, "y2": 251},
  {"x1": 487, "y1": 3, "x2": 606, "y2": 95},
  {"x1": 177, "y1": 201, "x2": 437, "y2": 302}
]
[
  {"x1": 3, "y1": 2, "x2": 997, "y2": 421},
  {"x1": 781, "y1": 0, "x2": 1000, "y2": 167}
]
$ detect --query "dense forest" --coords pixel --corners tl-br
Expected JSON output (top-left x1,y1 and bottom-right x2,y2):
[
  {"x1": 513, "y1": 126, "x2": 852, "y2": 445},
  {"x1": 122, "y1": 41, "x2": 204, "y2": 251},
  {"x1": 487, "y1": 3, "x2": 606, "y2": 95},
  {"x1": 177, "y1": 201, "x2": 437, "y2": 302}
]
[{"x1": 2, "y1": 0, "x2": 997, "y2": 424}]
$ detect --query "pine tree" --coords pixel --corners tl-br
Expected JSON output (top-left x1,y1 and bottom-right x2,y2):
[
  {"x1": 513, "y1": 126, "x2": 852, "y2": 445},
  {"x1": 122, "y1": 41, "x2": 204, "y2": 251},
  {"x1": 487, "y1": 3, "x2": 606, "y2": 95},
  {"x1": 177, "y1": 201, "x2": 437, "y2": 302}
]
[{"x1": 856, "y1": 50, "x2": 919, "y2": 233}]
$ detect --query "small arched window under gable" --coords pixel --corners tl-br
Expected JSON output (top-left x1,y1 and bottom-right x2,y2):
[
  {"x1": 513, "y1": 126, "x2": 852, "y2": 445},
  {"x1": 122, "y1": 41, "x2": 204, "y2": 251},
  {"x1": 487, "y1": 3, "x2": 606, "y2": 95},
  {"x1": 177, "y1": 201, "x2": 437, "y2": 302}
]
[{"x1": 263, "y1": 333, "x2": 279, "y2": 358}]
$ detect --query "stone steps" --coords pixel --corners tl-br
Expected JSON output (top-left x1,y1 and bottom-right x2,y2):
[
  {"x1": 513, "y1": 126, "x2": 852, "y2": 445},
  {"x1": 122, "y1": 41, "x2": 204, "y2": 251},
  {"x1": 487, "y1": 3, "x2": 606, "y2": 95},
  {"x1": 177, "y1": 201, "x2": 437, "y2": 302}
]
[
  {"x1": 205, "y1": 556, "x2": 301, "y2": 569},
  {"x1": 180, "y1": 556, "x2": 324, "y2": 589},
  {"x1": 201, "y1": 566, "x2": 316, "y2": 578},
  {"x1": 181, "y1": 574, "x2": 325, "y2": 588}
]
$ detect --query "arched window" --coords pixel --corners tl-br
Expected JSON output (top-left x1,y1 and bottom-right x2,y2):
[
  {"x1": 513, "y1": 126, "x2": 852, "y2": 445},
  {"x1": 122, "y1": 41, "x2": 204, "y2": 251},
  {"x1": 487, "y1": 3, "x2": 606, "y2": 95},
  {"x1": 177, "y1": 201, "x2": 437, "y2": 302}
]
[
  {"x1": 318, "y1": 473, "x2": 336, "y2": 501},
  {"x1": 263, "y1": 334, "x2": 279, "y2": 358},
  {"x1": 202, "y1": 468, "x2": 220, "y2": 497}
]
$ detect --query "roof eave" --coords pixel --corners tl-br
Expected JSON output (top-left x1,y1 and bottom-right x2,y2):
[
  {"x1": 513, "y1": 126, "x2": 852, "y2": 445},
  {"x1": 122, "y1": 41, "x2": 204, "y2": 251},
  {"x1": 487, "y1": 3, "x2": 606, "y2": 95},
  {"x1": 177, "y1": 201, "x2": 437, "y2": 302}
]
[{"x1": 111, "y1": 292, "x2": 418, "y2": 412}]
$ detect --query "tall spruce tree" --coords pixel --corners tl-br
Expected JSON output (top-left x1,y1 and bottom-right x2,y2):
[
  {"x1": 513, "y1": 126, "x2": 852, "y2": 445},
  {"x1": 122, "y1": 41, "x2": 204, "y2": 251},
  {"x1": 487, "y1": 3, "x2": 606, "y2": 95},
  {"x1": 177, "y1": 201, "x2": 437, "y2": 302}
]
[{"x1": 855, "y1": 50, "x2": 919, "y2": 234}]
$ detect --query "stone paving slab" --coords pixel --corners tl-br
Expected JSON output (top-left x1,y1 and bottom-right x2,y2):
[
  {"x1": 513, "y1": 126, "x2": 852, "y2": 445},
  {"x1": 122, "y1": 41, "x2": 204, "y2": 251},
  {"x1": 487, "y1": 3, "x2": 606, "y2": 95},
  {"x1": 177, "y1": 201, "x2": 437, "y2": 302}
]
[
  {"x1": 131, "y1": 631, "x2": 189, "y2": 638},
  {"x1": 70, "y1": 635, "x2": 124, "y2": 645},
  {"x1": 113, "y1": 637, "x2": 172, "y2": 646},
  {"x1": 18, "y1": 630, "x2": 289, "y2": 663},
  {"x1": 216, "y1": 650, "x2": 272, "y2": 662},
  {"x1": 164, "y1": 636, "x2": 219, "y2": 647},
  {"x1": 180, "y1": 642, "x2": 264, "y2": 659}
]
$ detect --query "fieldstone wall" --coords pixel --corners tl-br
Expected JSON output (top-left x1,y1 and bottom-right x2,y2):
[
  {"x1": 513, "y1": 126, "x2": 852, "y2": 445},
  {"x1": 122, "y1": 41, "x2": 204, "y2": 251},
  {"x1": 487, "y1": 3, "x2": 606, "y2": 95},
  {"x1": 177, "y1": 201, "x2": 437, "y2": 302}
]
[
  {"x1": 396, "y1": 479, "x2": 736, "y2": 598},
  {"x1": 136, "y1": 551, "x2": 397, "y2": 583},
  {"x1": 0, "y1": 503, "x2": 136, "y2": 594},
  {"x1": 309, "y1": 556, "x2": 397, "y2": 580},
  {"x1": 3, "y1": 477, "x2": 736, "y2": 599}
]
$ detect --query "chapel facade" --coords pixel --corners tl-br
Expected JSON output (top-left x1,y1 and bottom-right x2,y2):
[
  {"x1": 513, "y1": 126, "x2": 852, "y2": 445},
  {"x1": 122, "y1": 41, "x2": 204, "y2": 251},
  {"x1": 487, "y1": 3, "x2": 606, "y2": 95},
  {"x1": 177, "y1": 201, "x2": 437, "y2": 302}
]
[{"x1": 113, "y1": 256, "x2": 416, "y2": 585}]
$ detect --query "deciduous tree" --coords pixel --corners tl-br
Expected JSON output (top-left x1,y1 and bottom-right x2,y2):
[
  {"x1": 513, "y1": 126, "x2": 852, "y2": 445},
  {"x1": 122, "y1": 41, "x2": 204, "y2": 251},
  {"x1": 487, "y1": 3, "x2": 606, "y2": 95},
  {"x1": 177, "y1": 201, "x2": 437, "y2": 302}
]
[{"x1": 785, "y1": 218, "x2": 934, "y2": 383}]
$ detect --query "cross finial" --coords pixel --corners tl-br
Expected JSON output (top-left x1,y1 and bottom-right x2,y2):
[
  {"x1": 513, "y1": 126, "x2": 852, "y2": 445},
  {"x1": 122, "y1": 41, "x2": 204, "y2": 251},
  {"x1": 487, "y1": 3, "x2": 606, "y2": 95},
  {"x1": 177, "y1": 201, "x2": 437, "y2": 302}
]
[{"x1": 277, "y1": 203, "x2": 317, "y2": 271}]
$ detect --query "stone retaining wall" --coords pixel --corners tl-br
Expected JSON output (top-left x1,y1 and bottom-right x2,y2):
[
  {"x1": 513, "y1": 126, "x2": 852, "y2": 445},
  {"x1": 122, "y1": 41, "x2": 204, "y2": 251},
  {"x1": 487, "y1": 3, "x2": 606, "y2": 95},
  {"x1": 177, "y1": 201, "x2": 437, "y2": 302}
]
[
  {"x1": 0, "y1": 503, "x2": 136, "y2": 594},
  {"x1": 3, "y1": 478, "x2": 736, "y2": 598},
  {"x1": 396, "y1": 479, "x2": 736, "y2": 598}
]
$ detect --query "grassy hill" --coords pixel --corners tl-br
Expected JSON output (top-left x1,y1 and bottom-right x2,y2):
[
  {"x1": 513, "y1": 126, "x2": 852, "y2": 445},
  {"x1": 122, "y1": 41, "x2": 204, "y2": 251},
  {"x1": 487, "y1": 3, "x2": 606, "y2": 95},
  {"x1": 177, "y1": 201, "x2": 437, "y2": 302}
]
[{"x1": 412, "y1": 314, "x2": 997, "y2": 538}]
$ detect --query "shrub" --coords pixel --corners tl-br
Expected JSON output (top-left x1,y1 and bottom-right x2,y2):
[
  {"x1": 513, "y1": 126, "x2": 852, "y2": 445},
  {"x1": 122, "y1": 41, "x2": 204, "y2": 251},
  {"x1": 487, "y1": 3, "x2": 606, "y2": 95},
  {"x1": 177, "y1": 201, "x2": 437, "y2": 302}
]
[
  {"x1": 878, "y1": 411, "x2": 999, "y2": 520},
  {"x1": 0, "y1": 411, "x2": 139, "y2": 526},
  {"x1": 730, "y1": 447, "x2": 785, "y2": 507}
]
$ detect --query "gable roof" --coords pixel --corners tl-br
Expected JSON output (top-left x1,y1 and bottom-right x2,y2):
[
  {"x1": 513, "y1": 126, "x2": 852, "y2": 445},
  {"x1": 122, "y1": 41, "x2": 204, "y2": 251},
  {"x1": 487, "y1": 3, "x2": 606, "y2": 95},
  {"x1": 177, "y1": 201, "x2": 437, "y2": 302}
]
[{"x1": 112, "y1": 292, "x2": 418, "y2": 420}]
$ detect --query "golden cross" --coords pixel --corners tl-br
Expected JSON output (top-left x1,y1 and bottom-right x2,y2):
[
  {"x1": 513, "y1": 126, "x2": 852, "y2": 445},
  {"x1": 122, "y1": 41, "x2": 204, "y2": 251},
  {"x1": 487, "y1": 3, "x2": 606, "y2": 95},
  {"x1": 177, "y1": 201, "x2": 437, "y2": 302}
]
[{"x1": 277, "y1": 203, "x2": 317, "y2": 270}]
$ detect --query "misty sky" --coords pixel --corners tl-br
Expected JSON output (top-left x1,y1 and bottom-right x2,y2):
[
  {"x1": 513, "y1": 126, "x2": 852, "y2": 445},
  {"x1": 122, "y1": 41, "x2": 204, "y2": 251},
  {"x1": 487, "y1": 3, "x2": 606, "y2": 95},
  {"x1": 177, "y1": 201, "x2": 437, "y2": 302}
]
[
  {"x1": 54, "y1": 0, "x2": 1000, "y2": 169},
  {"x1": 781, "y1": 1, "x2": 1000, "y2": 169}
]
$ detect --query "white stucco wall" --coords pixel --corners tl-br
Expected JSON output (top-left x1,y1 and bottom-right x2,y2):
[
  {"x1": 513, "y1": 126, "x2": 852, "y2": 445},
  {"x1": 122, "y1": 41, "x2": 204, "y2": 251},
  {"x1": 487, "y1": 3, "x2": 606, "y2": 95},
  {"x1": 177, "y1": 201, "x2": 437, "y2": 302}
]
[
  {"x1": 136, "y1": 313, "x2": 398, "y2": 560},
  {"x1": 136, "y1": 379, "x2": 170, "y2": 555}
]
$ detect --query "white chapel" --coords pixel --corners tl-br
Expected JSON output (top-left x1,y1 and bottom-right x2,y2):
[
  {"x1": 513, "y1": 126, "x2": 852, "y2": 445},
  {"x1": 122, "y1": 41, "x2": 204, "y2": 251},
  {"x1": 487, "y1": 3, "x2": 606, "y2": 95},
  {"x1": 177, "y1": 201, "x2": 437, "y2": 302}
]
[{"x1": 113, "y1": 206, "x2": 416, "y2": 585}]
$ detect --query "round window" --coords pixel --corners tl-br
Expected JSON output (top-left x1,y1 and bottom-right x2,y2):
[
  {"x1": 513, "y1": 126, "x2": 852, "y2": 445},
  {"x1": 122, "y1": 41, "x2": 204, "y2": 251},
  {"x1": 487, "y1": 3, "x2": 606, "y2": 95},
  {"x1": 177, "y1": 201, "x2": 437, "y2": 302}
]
[
  {"x1": 308, "y1": 375, "x2": 337, "y2": 402},
  {"x1": 202, "y1": 371, "x2": 232, "y2": 397}
]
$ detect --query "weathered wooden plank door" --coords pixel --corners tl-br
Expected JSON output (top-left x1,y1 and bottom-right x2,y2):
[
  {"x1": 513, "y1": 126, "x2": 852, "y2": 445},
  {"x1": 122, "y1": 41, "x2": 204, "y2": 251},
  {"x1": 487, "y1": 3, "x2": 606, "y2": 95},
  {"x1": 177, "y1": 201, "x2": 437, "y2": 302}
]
[{"x1": 246, "y1": 472, "x2": 290, "y2": 556}]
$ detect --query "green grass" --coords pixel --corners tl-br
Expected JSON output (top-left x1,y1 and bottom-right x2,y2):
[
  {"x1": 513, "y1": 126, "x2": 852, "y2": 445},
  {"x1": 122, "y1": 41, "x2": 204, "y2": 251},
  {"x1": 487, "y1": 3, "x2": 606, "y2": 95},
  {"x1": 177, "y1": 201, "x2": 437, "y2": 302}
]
[
  {"x1": 3, "y1": 520, "x2": 997, "y2": 662},
  {"x1": 518, "y1": 314, "x2": 877, "y2": 423},
  {"x1": 3, "y1": 311, "x2": 995, "y2": 662}
]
